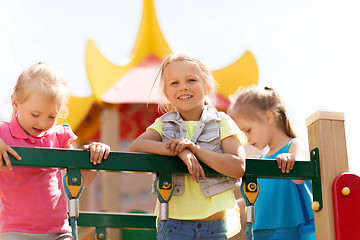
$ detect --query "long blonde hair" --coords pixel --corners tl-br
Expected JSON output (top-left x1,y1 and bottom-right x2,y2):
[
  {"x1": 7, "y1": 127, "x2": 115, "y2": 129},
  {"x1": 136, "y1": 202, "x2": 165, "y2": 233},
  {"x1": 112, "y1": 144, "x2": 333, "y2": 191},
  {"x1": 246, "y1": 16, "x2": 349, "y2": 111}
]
[
  {"x1": 228, "y1": 86, "x2": 296, "y2": 138},
  {"x1": 13, "y1": 62, "x2": 70, "y2": 118},
  {"x1": 157, "y1": 53, "x2": 218, "y2": 112}
]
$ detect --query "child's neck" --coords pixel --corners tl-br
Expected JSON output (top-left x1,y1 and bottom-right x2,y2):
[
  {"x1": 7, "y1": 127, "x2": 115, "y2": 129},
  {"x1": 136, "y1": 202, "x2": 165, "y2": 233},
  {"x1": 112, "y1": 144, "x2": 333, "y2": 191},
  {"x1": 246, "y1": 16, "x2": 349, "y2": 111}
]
[
  {"x1": 267, "y1": 130, "x2": 292, "y2": 156},
  {"x1": 178, "y1": 107, "x2": 204, "y2": 121}
]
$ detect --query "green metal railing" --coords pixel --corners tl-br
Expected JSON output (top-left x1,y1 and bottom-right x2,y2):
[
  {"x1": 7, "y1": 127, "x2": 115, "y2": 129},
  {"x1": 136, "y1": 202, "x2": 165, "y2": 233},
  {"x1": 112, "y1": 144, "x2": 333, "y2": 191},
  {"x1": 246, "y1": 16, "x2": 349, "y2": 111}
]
[{"x1": 7, "y1": 146, "x2": 322, "y2": 237}]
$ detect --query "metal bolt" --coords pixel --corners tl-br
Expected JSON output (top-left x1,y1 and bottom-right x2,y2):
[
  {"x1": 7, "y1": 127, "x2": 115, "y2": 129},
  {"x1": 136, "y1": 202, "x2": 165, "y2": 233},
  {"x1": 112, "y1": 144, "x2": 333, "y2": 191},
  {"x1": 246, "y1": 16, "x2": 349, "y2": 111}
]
[
  {"x1": 312, "y1": 151, "x2": 316, "y2": 157},
  {"x1": 98, "y1": 233, "x2": 105, "y2": 239},
  {"x1": 72, "y1": 177, "x2": 78, "y2": 183},
  {"x1": 163, "y1": 181, "x2": 169, "y2": 188},
  {"x1": 247, "y1": 182, "x2": 257, "y2": 192}
]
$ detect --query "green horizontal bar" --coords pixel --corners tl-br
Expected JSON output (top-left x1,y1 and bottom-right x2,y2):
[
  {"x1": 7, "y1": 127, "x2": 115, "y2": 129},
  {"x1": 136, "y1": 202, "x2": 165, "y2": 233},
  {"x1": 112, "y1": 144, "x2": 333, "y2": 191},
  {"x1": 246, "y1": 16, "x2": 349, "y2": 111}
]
[
  {"x1": 245, "y1": 158, "x2": 317, "y2": 180},
  {"x1": 8, "y1": 147, "x2": 317, "y2": 180},
  {"x1": 9, "y1": 146, "x2": 211, "y2": 174},
  {"x1": 77, "y1": 211, "x2": 156, "y2": 230}
]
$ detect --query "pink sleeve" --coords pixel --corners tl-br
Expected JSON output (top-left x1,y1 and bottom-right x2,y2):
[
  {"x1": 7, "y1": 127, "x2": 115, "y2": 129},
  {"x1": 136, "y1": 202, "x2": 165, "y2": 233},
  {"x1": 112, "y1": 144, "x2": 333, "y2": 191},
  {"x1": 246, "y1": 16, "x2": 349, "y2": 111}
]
[{"x1": 60, "y1": 123, "x2": 78, "y2": 148}]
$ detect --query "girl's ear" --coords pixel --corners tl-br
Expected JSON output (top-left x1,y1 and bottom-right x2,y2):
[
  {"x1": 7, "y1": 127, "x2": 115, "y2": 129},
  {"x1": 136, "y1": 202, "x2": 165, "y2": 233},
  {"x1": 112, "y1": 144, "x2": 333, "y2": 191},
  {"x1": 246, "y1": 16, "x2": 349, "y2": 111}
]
[
  {"x1": 11, "y1": 94, "x2": 19, "y2": 111},
  {"x1": 264, "y1": 110, "x2": 274, "y2": 125}
]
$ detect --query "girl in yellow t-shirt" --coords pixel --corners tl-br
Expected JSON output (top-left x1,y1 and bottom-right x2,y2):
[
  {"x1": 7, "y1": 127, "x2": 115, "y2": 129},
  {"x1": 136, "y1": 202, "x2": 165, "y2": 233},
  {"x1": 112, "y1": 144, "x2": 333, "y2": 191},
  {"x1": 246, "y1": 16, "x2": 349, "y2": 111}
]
[{"x1": 130, "y1": 53, "x2": 247, "y2": 239}]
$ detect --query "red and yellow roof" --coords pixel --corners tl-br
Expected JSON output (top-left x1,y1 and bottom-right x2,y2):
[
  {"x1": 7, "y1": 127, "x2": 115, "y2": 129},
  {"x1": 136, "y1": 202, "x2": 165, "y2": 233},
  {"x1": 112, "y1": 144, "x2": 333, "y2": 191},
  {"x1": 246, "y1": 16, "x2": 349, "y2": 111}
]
[{"x1": 59, "y1": 0, "x2": 258, "y2": 142}]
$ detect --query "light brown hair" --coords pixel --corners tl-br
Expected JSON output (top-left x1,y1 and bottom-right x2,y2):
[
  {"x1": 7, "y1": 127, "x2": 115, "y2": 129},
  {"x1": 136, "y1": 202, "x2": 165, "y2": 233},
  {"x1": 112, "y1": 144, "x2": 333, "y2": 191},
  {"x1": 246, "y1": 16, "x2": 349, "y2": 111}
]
[
  {"x1": 13, "y1": 62, "x2": 70, "y2": 118},
  {"x1": 228, "y1": 86, "x2": 296, "y2": 138}
]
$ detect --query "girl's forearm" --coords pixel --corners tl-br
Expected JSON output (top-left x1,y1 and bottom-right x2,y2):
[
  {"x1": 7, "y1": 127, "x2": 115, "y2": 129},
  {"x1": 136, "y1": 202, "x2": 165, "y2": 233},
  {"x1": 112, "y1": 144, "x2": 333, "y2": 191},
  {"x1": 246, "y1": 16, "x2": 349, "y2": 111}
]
[
  {"x1": 129, "y1": 139, "x2": 176, "y2": 156},
  {"x1": 81, "y1": 170, "x2": 97, "y2": 187},
  {"x1": 194, "y1": 147, "x2": 245, "y2": 178}
]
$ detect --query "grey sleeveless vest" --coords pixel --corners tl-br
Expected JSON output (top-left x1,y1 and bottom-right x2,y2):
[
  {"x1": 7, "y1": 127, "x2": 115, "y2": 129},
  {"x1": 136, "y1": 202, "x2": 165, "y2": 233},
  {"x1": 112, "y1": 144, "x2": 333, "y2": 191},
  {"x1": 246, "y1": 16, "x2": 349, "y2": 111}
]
[{"x1": 160, "y1": 105, "x2": 241, "y2": 198}]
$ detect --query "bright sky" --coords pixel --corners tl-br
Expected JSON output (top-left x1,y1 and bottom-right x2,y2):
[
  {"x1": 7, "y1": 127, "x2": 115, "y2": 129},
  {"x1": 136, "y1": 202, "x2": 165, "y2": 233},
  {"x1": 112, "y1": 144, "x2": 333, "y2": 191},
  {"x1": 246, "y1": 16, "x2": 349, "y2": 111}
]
[{"x1": 1, "y1": 0, "x2": 360, "y2": 174}]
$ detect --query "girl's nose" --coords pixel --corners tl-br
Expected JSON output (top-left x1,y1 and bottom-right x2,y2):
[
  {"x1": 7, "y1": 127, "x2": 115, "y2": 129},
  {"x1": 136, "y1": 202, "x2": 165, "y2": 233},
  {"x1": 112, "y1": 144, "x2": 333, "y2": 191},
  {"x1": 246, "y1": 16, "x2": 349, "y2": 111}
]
[
  {"x1": 179, "y1": 82, "x2": 188, "y2": 91},
  {"x1": 38, "y1": 119, "x2": 48, "y2": 128}
]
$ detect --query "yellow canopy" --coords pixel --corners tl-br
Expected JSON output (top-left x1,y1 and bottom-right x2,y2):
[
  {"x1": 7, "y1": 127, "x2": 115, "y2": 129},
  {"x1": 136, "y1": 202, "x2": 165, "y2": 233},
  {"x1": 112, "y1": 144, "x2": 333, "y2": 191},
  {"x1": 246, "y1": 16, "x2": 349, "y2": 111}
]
[{"x1": 58, "y1": 0, "x2": 258, "y2": 141}]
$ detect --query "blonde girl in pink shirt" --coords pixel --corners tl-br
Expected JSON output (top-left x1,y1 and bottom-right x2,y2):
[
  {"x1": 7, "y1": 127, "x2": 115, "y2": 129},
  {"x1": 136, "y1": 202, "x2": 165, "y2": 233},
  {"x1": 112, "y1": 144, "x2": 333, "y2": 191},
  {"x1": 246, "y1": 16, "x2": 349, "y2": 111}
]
[{"x1": 0, "y1": 62, "x2": 110, "y2": 240}]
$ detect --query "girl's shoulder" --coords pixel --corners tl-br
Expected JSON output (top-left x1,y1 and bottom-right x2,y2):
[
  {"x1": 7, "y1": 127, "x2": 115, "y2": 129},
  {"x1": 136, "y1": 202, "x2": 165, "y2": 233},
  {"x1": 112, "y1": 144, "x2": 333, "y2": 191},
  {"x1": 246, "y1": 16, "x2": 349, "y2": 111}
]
[
  {"x1": 219, "y1": 112, "x2": 239, "y2": 130},
  {"x1": 219, "y1": 112, "x2": 232, "y2": 121},
  {"x1": 51, "y1": 123, "x2": 77, "y2": 148},
  {"x1": 146, "y1": 117, "x2": 163, "y2": 137},
  {"x1": 288, "y1": 138, "x2": 309, "y2": 160},
  {"x1": 0, "y1": 121, "x2": 11, "y2": 136},
  {"x1": 0, "y1": 120, "x2": 10, "y2": 129},
  {"x1": 289, "y1": 138, "x2": 306, "y2": 150},
  {"x1": 264, "y1": 138, "x2": 298, "y2": 158},
  {"x1": 51, "y1": 122, "x2": 74, "y2": 133},
  {"x1": 219, "y1": 112, "x2": 247, "y2": 145}
]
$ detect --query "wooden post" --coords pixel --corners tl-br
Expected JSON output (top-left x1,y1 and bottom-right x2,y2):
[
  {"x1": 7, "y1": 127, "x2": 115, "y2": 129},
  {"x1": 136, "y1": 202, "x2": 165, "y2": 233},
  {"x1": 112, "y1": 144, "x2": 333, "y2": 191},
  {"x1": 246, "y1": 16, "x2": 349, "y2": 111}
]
[
  {"x1": 101, "y1": 107, "x2": 121, "y2": 240},
  {"x1": 306, "y1": 110, "x2": 349, "y2": 240}
]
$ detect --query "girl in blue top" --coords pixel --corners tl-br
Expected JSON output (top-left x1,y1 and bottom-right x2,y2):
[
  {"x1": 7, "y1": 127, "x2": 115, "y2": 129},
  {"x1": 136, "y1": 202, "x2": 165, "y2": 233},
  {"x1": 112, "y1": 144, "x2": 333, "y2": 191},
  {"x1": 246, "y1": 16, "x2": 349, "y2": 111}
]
[
  {"x1": 130, "y1": 53, "x2": 247, "y2": 239},
  {"x1": 228, "y1": 86, "x2": 315, "y2": 240}
]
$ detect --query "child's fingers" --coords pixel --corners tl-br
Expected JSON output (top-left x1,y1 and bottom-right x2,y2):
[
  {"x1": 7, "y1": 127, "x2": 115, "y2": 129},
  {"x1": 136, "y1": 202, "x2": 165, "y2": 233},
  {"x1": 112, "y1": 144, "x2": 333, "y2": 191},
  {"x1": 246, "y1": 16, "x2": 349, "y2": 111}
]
[
  {"x1": 276, "y1": 156, "x2": 283, "y2": 170},
  {"x1": 196, "y1": 164, "x2": 203, "y2": 183},
  {"x1": 276, "y1": 154, "x2": 293, "y2": 173},
  {"x1": 175, "y1": 143, "x2": 185, "y2": 154},
  {"x1": 283, "y1": 155, "x2": 295, "y2": 173},
  {"x1": 84, "y1": 143, "x2": 110, "y2": 165},
  {"x1": 0, "y1": 147, "x2": 22, "y2": 171},
  {"x1": 0, "y1": 155, "x2": 4, "y2": 171},
  {"x1": 0, "y1": 151, "x2": 13, "y2": 170},
  {"x1": 95, "y1": 147, "x2": 108, "y2": 164},
  {"x1": 87, "y1": 143, "x2": 100, "y2": 165},
  {"x1": 167, "y1": 140, "x2": 177, "y2": 154},
  {"x1": 285, "y1": 161, "x2": 292, "y2": 173},
  {"x1": 7, "y1": 147, "x2": 21, "y2": 161},
  {"x1": 186, "y1": 159, "x2": 193, "y2": 175},
  {"x1": 287, "y1": 156, "x2": 295, "y2": 173},
  {"x1": 166, "y1": 139, "x2": 176, "y2": 148},
  {"x1": 103, "y1": 146, "x2": 110, "y2": 160},
  {"x1": 192, "y1": 162, "x2": 199, "y2": 182},
  {"x1": 190, "y1": 158, "x2": 203, "y2": 183},
  {"x1": 89, "y1": 144, "x2": 97, "y2": 164},
  {"x1": 281, "y1": 158, "x2": 287, "y2": 173},
  {"x1": 2, "y1": 153, "x2": 12, "y2": 171},
  {"x1": 200, "y1": 166, "x2": 206, "y2": 180},
  {"x1": 93, "y1": 144, "x2": 105, "y2": 165}
]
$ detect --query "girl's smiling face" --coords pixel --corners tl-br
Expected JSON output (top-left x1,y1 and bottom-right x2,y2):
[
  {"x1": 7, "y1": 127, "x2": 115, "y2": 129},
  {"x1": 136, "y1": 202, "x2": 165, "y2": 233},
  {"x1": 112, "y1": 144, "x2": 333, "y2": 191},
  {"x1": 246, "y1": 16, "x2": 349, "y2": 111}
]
[
  {"x1": 12, "y1": 93, "x2": 61, "y2": 136},
  {"x1": 163, "y1": 61, "x2": 208, "y2": 120}
]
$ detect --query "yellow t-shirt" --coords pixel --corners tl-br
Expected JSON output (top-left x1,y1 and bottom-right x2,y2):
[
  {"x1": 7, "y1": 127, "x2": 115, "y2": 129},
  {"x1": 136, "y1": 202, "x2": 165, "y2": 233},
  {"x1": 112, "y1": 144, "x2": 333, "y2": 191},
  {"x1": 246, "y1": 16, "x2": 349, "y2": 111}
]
[{"x1": 148, "y1": 113, "x2": 247, "y2": 237}]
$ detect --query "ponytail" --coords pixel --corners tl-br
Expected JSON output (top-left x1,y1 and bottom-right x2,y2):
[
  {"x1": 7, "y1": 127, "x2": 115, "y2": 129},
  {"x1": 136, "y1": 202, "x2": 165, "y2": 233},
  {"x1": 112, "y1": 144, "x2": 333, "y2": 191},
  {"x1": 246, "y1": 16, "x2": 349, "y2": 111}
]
[{"x1": 264, "y1": 87, "x2": 296, "y2": 138}]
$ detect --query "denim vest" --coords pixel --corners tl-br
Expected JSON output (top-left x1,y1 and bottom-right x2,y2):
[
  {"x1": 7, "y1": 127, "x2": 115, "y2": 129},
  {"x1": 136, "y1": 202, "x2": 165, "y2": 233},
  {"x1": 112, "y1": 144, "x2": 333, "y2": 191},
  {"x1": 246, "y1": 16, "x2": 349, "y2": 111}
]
[{"x1": 160, "y1": 105, "x2": 241, "y2": 198}]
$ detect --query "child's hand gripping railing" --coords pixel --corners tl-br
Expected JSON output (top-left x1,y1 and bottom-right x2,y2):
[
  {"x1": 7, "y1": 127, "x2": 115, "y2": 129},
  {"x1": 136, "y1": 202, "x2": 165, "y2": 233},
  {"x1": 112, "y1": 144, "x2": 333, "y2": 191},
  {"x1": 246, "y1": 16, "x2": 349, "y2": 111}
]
[
  {"x1": 241, "y1": 148, "x2": 322, "y2": 240},
  {"x1": 7, "y1": 146, "x2": 322, "y2": 240}
]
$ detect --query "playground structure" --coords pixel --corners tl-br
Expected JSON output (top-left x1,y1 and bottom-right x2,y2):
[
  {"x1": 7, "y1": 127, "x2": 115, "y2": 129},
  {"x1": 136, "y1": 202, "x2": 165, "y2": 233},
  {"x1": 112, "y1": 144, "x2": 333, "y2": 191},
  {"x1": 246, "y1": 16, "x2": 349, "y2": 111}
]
[
  {"x1": 57, "y1": 1, "x2": 258, "y2": 238},
  {"x1": 8, "y1": 109, "x2": 358, "y2": 240},
  {"x1": 32, "y1": 1, "x2": 357, "y2": 239}
]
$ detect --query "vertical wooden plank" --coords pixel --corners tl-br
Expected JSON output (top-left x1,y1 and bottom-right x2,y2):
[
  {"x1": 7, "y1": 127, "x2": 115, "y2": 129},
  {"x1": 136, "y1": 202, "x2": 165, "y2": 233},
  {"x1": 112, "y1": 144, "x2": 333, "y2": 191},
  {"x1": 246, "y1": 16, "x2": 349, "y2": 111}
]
[
  {"x1": 101, "y1": 107, "x2": 121, "y2": 240},
  {"x1": 306, "y1": 110, "x2": 348, "y2": 240}
]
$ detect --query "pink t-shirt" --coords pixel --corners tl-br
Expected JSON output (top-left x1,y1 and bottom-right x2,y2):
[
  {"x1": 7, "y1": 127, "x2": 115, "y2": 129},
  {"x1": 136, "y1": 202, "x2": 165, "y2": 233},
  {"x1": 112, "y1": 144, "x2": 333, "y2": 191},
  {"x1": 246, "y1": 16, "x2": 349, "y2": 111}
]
[{"x1": 0, "y1": 114, "x2": 77, "y2": 233}]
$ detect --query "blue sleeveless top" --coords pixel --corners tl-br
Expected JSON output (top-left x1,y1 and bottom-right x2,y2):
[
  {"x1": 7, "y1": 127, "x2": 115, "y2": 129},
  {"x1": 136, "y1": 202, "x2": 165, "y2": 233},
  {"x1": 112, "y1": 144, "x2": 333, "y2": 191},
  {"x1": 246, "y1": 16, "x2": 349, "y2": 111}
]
[{"x1": 253, "y1": 139, "x2": 314, "y2": 230}]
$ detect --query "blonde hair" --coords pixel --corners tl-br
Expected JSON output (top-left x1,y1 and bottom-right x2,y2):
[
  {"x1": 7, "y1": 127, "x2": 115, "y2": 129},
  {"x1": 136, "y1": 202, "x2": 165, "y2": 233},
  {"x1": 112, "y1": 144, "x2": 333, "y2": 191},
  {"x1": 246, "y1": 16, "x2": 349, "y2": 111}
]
[
  {"x1": 228, "y1": 86, "x2": 296, "y2": 138},
  {"x1": 13, "y1": 62, "x2": 70, "y2": 118},
  {"x1": 157, "y1": 53, "x2": 218, "y2": 112}
]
